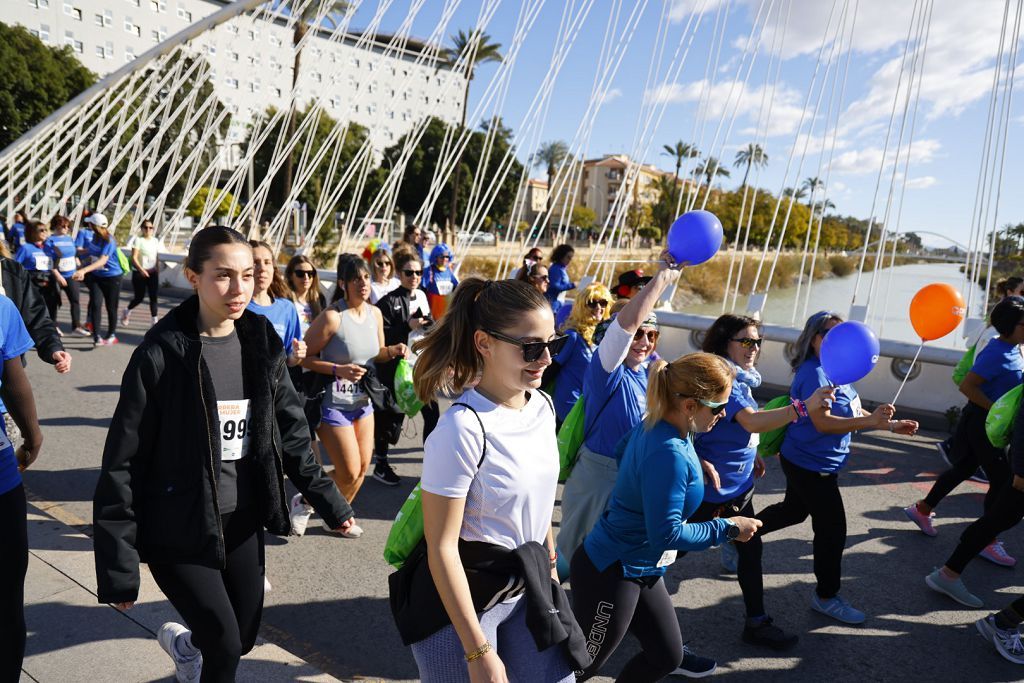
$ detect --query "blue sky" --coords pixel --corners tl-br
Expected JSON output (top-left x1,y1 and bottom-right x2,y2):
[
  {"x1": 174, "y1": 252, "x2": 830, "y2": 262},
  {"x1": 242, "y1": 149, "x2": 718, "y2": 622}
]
[{"x1": 352, "y1": 0, "x2": 1023, "y2": 250}]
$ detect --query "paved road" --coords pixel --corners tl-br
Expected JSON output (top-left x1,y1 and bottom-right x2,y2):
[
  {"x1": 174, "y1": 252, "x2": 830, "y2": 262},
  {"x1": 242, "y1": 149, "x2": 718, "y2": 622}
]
[{"x1": 20, "y1": 292, "x2": 1023, "y2": 682}]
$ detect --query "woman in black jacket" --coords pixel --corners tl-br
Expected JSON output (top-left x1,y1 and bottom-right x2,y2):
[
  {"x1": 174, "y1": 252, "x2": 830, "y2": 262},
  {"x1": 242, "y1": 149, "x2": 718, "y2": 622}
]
[{"x1": 93, "y1": 226, "x2": 353, "y2": 683}]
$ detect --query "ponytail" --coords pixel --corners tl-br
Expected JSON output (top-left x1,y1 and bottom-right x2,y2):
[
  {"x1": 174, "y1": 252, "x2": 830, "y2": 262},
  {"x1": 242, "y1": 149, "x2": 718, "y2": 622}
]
[{"x1": 644, "y1": 352, "x2": 734, "y2": 429}]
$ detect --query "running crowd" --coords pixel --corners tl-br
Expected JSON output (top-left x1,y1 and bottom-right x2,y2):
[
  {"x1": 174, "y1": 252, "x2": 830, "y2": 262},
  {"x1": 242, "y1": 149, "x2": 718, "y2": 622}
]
[{"x1": 1, "y1": 216, "x2": 1023, "y2": 682}]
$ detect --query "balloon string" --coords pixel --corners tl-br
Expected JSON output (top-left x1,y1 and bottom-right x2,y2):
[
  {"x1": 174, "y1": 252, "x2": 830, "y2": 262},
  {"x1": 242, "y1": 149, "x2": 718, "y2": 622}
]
[{"x1": 892, "y1": 341, "x2": 924, "y2": 406}]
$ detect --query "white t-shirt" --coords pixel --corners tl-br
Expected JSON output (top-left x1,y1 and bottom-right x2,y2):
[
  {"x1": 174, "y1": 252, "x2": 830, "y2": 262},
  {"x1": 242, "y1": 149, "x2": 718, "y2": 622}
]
[
  {"x1": 420, "y1": 388, "x2": 558, "y2": 549},
  {"x1": 131, "y1": 236, "x2": 164, "y2": 271},
  {"x1": 370, "y1": 277, "x2": 401, "y2": 304}
]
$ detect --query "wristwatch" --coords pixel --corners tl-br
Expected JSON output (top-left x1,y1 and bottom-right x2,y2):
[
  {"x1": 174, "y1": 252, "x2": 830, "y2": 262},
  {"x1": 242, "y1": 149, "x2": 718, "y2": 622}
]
[{"x1": 725, "y1": 520, "x2": 741, "y2": 541}]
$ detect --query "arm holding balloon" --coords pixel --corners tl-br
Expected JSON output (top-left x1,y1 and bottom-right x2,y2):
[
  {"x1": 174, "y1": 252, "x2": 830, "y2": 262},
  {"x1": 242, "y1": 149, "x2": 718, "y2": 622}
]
[
  {"x1": 808, "y1": 398, "x2": 894, "y2": 435},
  {"x1": 614, "y1": 250, "x2": 681, "y2": 334}
]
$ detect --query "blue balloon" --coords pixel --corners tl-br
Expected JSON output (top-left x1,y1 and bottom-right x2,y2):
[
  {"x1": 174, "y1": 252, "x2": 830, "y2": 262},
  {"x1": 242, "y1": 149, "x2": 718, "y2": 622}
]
[
  {"x1": 819, "y1": 321, "x2": 880, "y2": 386},
  {"x1": 667, "y1": 210, "x2": 724, "y2": 266}
]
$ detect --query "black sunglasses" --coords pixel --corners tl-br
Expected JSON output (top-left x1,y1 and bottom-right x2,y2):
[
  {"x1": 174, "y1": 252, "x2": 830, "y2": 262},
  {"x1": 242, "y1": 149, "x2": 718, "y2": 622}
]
[
  {"x1": 293, "y1": 270, "x2": 316, "y2": 279},
  {"x1": 484, "y1": 329, "x2": 569, "y2": 362},
  {"x1": 402, "y1": 268, "x2": 423, "y2": 277},
  {"x1": 587, "y1": 299, "x2": 609, "y2": 309},
  {"x1": 731, "y1": 337, "x2": 763, "y2": 349}
]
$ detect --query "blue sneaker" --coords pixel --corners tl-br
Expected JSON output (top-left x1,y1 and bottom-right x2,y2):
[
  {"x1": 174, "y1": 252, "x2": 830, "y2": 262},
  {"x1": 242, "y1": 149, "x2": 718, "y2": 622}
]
[
  {"x1": 811, "y1": 591, "x2": 866, "y2": 624},
  {"x1": 720, "y1": 541, "x2": 738, "y2": 573},
  {"x1": 671, "y1": 644, "x2": 717, "y2": 678},
  {"x1": 925, "y1": 568, "x2": 983, "y2": 608}
]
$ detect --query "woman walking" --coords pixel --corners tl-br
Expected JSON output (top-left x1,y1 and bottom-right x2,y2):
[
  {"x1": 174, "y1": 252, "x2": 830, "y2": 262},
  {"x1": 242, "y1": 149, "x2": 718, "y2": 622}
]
[
  {"x1": 121, "y1": 220, "x2": 165, "y2": 327},
  {"x1": 285, "y1": 255, "x2": 326, "y2": 336},
  {"x1": 14, "y1": 221, "x2": 59, "y2": 331},
  {"x1": 246, "y1": 241, "x2": 305, "y2": 367},
  {"x1": 71, "y1": 213, "x2": 124, "y2": 346},
  {"x1": 549, "y1": 282, "x2": 612, "y2": 423},
  {"x1": 44, "y1": 215, "x2": 85, "y2": 335},
  {"x1": 92, "y1": 226, "x2": 353, "y2": 682},
  {"x1": 546, "y1": 244, "x2": 575, "y2": 309},
  {"x1": 369, "y1": 247, "x2": 400, "y2": 304}
]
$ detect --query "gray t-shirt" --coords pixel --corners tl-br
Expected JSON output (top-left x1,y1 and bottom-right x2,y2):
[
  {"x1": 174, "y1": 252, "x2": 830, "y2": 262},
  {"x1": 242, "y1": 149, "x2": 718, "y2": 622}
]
[{"x1": 201, "y1": 329, "x2": 254, "y2": 514}]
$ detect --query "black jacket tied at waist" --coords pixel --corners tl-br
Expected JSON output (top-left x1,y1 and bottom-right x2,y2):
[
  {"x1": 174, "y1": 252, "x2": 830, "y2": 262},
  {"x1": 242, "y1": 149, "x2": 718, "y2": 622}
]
[{"x1": 389, "y1": 539, "x2": 591, "y2": 670}]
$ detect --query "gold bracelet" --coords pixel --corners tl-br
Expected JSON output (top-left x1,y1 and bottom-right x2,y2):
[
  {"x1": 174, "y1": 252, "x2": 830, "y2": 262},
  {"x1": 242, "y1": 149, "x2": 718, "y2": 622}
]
[{"x1": 465, "y1": 641, "x2": 492, "y2": 662}]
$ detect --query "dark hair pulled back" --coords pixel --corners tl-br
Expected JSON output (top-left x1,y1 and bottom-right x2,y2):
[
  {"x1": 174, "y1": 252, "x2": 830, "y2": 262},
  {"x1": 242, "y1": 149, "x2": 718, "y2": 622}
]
[{"x1": 185, "y1": 225, "x2": 249, "y2": 273}]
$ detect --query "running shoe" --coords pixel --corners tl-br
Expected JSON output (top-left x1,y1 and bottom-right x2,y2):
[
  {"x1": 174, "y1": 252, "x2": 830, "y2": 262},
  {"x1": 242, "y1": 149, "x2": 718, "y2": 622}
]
[
  {"x1": 811, "y1": 591, "x2": 866, "y2": 624},
  {"x1": 289, "y1": 493, "x2": 314, "y2": 536},
  {"x1": 373, "y1": 463, "x2": 401, "y2": 486},
  {"x1": 925, "y1": 568, "x2": 983, "y2": 608},
  {"x1": 264, "y1": 575, "x2": 272, "y2": 593},
  {"x1": 671, "y1": 644, "x2": 717, "y2": 678},
  {"x1": 120, "y1": 309, "x2": 131, "y2": 327},
  {"x1": 720, "y1": 541, "x2": 738, "y2": 573},
  {"x1": 157, "y1": 622, "x2": 202, "y2": 683},
  {"x1": 73, "y1": 326, "x2": 90, "y2": 336},
  {"x1": 85, "y1": 321, "x2": 93, "y2": 333},
  {"x1": 56, "y1": 327, "x2": 63, "y2": 337},
  {"x1": 325, "y1": 520, "x2": 364, "y2": 538},
  {"x1": 979, "y1": 540, "x2": 1016, "y2": 567},
  {"x1": 976, "y1": 613, "x2": 1000, "y2": 641},
  {"x1": 742, "y1": 616, "x2": 799, "y2": 651},
  {"x1": 95, "y1": 335, "x2": 119, "y2": 346},
  {"x1": 903, "y1": 503, "x2": 937, "y2": 537},
  {"x1": 971, "y1": 468, "x2": 989, "y2": 484},
  {"x1": 152, "y1": 316, "x2": 160, "y2": 325},
  {"x1": 935, "y1": 439, "x2": 952, "y2": 467},
  {"x1": 985, "y1": 619, "x2": 1024, "y2": 665}
]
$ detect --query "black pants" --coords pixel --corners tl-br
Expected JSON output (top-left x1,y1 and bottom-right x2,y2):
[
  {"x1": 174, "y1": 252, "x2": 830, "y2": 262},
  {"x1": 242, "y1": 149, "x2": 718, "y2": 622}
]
[
  {"x1": 55, "y1": 277, "x2": 81, "y2": 329},
  {"x1": 687, "y1": 490, "x2": 764, "y2": 617},
  {"x1": 86, "y1": 274, "x2": 122, "y2": 341},
  {"x1": 374, "y1": 401, "x2": 440, "y2": 466},
  {"x1": 126, "y1": 268, "x2": 159, "y2": 316},
  {"x1": 148, "y1": 508, "x2": 265, "y2": 683},
  {"x1": 570, "y1": 547, "x2": 683, "y2": 683},
  {"x1": 924, "y1": 403, "x2": 1010, "y2": 512},
  {"x1": 946, "y1": 483, "x2": 1024, "y2": 574},
  {"x1": 757, "y1": 456, "x2": 846, "y2": 600},
  {"x1": 1, "y1": 484, "x2": 28, "y2": 680}
]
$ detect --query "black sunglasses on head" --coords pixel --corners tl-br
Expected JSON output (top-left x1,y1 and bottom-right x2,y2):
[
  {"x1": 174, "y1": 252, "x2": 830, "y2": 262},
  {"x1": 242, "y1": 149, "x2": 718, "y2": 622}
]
[
  {"x1": 402, "y1": 268, "x2": 423, "y2": 277},
  {"x1": 484, "y1": 329, "x2": 569, "y2": 362},
  {"x1": 731, "y1": 337, "x2": 763, "y2": 349},
  {"x1": 293, "y1": 270, "x2": 316, "y2": 279}
]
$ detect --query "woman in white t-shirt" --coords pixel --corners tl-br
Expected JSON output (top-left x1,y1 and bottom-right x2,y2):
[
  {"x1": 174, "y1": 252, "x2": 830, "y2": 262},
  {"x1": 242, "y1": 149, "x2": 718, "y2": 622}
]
[
  {"x1": 406, "y1": 278, "x2": 577, "y2": 682},
  {"x1": 122, "y1": 221, "x2": 165, "y2": 327},
  {"x1": 369, "y1": 248, "x2": 400, "y2": 304}
]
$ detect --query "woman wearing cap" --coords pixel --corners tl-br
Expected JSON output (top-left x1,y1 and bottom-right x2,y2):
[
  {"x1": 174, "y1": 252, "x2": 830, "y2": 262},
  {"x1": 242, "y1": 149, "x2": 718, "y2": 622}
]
[
  {"x1": 546, "y1": 244, "x2": 576, "y2": 309},
  {"x1": 549, "y1": 282, "x2": 613, "y2": 423},
  {"x1": 71, "y1": 213, "x2": 125, "y2": 346},
  {"x1": 556, "y1": 252, "x2": 681, "y2": 579},
  {"x1": 756, "y1": 311, "x2": 915, "y2": 625},
  {"x1": 422, "y1": 243, "x2": 458, "y2": 320},
  {"x1": 614, "y1": 269, "x2": 652, "y2": 300}
]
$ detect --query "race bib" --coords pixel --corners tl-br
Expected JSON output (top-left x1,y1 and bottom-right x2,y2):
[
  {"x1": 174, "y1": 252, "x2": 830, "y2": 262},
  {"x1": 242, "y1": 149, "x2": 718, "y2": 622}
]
[
  {"x1": 850, "y1": 395, "x2": 864, "y2": 418},
  {"x1": 330, "y1": 377, "x2": 367, "y2": 408},
  {"x1": 33, "y1": 253, "x2": 52, "y2": 271},
  {"x1": 436, "y1": 279, "x2": 454, "y2": 296},
  {"x1": 58, "y1": 256, "x2": 76, "y2": 272},
  {"x1": 217, "y1": 399, "x2": 251, "y2": 462},
  {"x1": 656, "y1": 550, "x2": 677, "y2": 568}
]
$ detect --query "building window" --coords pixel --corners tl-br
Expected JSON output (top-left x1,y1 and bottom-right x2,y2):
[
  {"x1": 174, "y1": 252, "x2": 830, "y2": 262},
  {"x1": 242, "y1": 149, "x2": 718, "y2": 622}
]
[
  {"x1": 226, "y1": 77, "x2": 239, "y2": 89},
  {"x1": 39, "y1": 24, "x2": 50, "y2": 41},
  {"x1": 248, "y1": 29, "x2": 258, "y2": 41},
  {"x1": 330, "y1": 96, "x2": 340, "y2": 108},
  {"x1": 205, "y1": 44, "x2": 216, "y2": 55},
  {"x1": 247, "y1": 55, "x2": 260, "y2": 66},
  {"x1": 367, "y1": 61, "x2": 375, "y2": 72},
  {"x1": 226, "y1": 24, "x2": 238, "y2": 35},
  {"x1": 368, "y1": 104, "x2": 377, "y2": 115},
  {"x1": 269, "y1": 34, "x2": 281, "y2": 46},
  {"x1": 124, "y1": 17, "x2": 134, "y2": 32},
  {"x1": 72, "y1": 39, "x2": 83, "y2": 53},
  {"x1": 402, "y1": 90, "x2": 409, "y2": 101},
  {"x1": 95, "y1": 13, "x2": 105, "y2": 26},
  {"x1": 367, "y1": 81, "x2": 376, "y2": 94},
  {"x1": 29, "y1": 0, "x2": 51, "y2": 8},
  {"x1": 312, "y1": 72, "x2": 322, "y2": 83},
  {"x1": 386, "y1": 109, "x2": 394, "y2": 120},
  {"x1": 272, "y1": 86, "x2": 282, "y2": 97},
  {"x1": 64, "y1": 4, "x2": 82, "y2": 20},
  {"x1": 351, "y1": 103, "x2": 359, "y2": 114},
  {"x1": 105, "y1": 41, "x2": 114, "y2": 57},
  {"x1": 229, "y1": 51, "x2": 239, "y2": 62},
  {"x1": 350, "y1": 56, "x2": 360, "y2": 68},
  {"x1": 125, "y1": 48, "x2": 136, "y2": 61},
  {"x1": 151, "y1": 29, "x2": 159, "y2": 42},
  {"x1": 104, "y1": 9, "x2": 113, "y2": 25},
  {"x1": 248, "y1": 80, "x2": 260, "y2": 93},
  {"x1": 95, "y1": 45, "x2": 105, "y2": 58}
]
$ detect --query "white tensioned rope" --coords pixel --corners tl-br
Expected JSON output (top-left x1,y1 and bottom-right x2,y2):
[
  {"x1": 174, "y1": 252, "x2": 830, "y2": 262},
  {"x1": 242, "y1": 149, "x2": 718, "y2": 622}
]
[
  {"x1": 799, "y1": 0, "x2": 858, "y2": 322},
  {"x1": 747, "y1": 0, "x2": 841, "y2": 302},
  {"x1": 848, "y1": 0, "x2": 923, "y2": 309}
]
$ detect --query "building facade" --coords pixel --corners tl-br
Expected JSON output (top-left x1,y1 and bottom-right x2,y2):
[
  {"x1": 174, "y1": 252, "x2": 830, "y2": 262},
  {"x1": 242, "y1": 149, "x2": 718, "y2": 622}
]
[{"x1": 579, "y1": 154, "x2": 682, "y2": 226}]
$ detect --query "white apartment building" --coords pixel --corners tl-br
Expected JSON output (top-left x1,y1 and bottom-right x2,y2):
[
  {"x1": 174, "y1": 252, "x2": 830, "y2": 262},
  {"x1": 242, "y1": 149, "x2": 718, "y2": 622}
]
[{"x1": 3, "y1": 0, "x2": 465, "y2": 155}]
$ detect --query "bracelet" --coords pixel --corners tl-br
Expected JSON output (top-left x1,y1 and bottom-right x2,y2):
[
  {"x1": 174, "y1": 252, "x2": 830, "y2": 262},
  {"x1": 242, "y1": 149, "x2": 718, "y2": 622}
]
[
  {"x1": 549, "y1": 550, "x2": 558, "y2": 568},
  {"x1": 791, "y1": 399, "x2": 808, "y2": 421},
  {"x1": 465, "y1": 641, "x2": 492, "y2": 662}
]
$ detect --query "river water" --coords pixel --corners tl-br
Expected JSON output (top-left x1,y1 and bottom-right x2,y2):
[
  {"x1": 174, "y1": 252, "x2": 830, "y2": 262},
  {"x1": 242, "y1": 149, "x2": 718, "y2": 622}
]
[{"x1": 683, "y1": 261, "x2": 986, "y2": 350}]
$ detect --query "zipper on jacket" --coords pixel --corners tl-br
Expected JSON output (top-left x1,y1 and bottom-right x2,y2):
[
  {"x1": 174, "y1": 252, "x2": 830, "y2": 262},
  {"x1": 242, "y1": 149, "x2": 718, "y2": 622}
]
[
  {"x1": 270, "y1": 357, "x2": 289, "y2": 522},
  {"x1": 196, "y1": 343, "x2": 226, "y2": 564}
]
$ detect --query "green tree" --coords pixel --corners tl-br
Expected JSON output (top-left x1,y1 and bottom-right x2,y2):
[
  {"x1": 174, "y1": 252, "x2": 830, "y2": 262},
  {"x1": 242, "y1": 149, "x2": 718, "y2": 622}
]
[
  {"x1": 187, "y1": 187, "x2": 241, "y2": 220},
  {"x1": 0, "y1": 24, "x2": 95, "y2": 149},
  {"x1": 801, "y1": 176, "x2": 825, "y2": 206},
  {"x1": 651, "y1": 175, "x2": 679, "y2": 231},
  {"x1": 571, "y1": 204, "x2": 596, "y2": 231},
  {"x1": 733, "y1": 143, "x2": 768, "y2": 188},
  {"x1": 694, "y1": 156, "x2": 730, "y2": 204},
  {"x1": 534, "y1": 140, "x2": 568, "y2": 217},
  {"x1": 661, "y1": 140, "x2": 698, "y2": 210}
]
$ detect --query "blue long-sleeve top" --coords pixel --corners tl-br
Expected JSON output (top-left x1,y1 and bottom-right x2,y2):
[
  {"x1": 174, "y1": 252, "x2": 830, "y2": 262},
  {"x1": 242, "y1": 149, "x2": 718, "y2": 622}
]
[
  {"x1": 584, "y1": 420, "x2": 731, "y2": 578},
  {"x1": 546, "y1": 262, "x2": 574, "y2": 304}
]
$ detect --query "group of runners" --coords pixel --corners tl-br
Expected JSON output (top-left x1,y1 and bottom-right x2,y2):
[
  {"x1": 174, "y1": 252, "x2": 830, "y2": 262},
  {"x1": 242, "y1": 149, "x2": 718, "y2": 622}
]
[{"x1": 2, "y1": 219, "x2": 1022, "y2": 682}]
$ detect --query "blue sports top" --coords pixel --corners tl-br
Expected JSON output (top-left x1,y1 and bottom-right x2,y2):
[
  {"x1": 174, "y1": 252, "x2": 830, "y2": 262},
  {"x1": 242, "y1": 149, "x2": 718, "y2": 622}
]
[
  {"x1": 0, "y1": 295, "x2": 35, "y2": 496},
  {"x1": 693, "y1": 378, "x2": 759, "y2": 503},
  {"x1": 781, "y1": 357, "x2": 860, "y2": 473},
  {"x1": 970, "y1": 337, "x2": 1024, "y2": 403},
  {"x1": 246, "y1": 297, "x2": 302, "y2": 352}
]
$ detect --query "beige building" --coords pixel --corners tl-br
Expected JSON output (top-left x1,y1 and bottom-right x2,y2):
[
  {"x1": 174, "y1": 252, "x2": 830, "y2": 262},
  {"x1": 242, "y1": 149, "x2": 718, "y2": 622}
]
[{"x1": 579, "y1": 154, "x2": 684, "y2": 226}]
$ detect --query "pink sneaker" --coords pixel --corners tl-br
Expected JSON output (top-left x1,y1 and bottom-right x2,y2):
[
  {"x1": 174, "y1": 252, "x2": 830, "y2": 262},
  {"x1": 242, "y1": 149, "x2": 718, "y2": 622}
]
[
  {"x1": 980, "y1": 540, "x2": 1017, "y2": 567},
  {"x1": 903, "y1": 503, "x2": 937, "y2": 537}
]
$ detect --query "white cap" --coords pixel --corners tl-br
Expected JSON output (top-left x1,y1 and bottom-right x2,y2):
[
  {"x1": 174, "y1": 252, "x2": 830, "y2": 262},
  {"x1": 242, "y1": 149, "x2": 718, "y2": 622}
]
[{"x1": 85, "y1": 213, "x2": 109, "y2": 228}]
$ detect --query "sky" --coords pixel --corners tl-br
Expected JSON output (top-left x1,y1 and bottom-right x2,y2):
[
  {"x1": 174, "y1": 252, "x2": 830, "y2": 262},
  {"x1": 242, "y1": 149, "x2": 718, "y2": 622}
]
[{"x1": 348, "y1": 0, "x2": 1024, "y2": 250}]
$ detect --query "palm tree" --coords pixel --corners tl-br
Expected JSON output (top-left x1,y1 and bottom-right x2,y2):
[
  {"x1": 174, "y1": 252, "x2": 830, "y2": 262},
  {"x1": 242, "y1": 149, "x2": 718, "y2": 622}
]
[
  {"x1": 534, "y1": 140, "x2": 569, "y2": 217},
  {"x1": 733, "y1": 143, "x2": 768, "y2": 188},
  {"x1": 443, "y1": 30, "x2": 503, "y2": 231},
  {"x1": 801, "y1": 176, "x2": 825, "y2": 206},
  {"x1": 694, "y1": 156, "x2": 730, "y2": 203},
  {"x1": 782, "y1": 186, "x2": 808, "y2": 202},
  {"x1": 661, "y1": 141, "x2": 698, "y2": 209}
]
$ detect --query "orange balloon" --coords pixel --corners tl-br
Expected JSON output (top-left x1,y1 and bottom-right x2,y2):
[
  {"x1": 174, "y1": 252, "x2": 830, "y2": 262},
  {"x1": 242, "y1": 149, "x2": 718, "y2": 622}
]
[{"x1": 909, "y1": 283, "x2": 966, "y2": 341}]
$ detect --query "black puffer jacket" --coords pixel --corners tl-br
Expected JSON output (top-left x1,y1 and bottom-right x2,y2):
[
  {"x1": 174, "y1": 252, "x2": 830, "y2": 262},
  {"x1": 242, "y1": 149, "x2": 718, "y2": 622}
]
[
  {"x1": 1, "y1": 255, "x2": 64, "y2": 364},
  {"x1": 93, "y1": 295, "x2": 352, "y2": 604}
]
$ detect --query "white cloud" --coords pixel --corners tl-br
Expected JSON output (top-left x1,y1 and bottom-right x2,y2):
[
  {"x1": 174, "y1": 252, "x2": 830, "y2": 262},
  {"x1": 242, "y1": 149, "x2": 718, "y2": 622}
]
[
  {"x1": 646, "y1": 78, "x2": 809, "y2": 137},
  {"x1": 829, "y1": 138, "x2": 941, "y2": 175},
  {"x1": 598, "y1": 88, "x2": 622, "y2": 104},
  {"x1": 905, "y1": 175, "x2": 938, "y2": 189},
  {"x1": 668, "y1": 0, "x2": 731, "y2": 23}
]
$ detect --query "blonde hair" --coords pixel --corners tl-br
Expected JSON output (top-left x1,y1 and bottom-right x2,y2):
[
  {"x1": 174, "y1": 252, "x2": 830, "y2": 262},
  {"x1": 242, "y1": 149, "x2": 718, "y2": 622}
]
[
  {"x1": 561, "y1": 282, "x2": 613, "y2": 345},
  {"x1": 645, "y1": 352, "x2": 734, "y2": 429}
]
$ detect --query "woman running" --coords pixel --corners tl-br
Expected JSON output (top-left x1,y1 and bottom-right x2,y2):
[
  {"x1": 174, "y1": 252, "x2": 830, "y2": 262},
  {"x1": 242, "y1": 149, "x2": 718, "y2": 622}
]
[
  {"x1": 285, "y1": 255, "x2": 326, "y2": 336},
  {"x1": 756, "y1": 311, "x2": 916, "y2": 624},
  {"x1": 44, "y1": 215, "x2": 85, "y2": 335},
  {"x1": 0, "y1": 294, "x2": 43, "y2": 680},
  {"x1": 246, "y1": 241, "x2": 305, "y2": 367},
  {"x1": 303, "y1": 257, "x2": 407, "y2": 535},
  {"x1": 92, "y1": 226, "x2": 353, "y2": 682},
  {"x1": 13, "y1": 221, "x2": 59, "y2": 332},
  {"x1": 422, "y1": 243, "x2": 458, "y2": 320},
  {"x1": 571, "y1": 352, "x2": 762, "y2": 680},
  {"x1": 556, "y1": 252, "x2": 681, "y2": 576},
  {"x1": 71, "y1": 213, "x2": 124, "y2": 346},
  {"x1": 400, "y1": 277, "x2": 580, "y2": 682},
  {"x1": 372, "y1": 250, "x2": 436, "y2": 486},
  {"x1": 369, "y1": 247, "x2": 400, "y2": 304},
  {"x1": 549, "y1": 282, "x2": 612, "y2": 423},
  {"x1": 546, "y1": 244, "x2": 575, "y2": 309},
  {"x1": 121, "y1": 220, "x2": 165, "y2": 327}
]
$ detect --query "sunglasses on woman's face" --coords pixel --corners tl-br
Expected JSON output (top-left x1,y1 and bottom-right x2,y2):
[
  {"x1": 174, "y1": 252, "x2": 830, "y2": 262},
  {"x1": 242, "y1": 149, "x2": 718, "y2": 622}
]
[
  {"x1": 633, "y1": 329, "x2": 659, "y2": 343},
  {"x1": 587, "y1": 299, "x2": 609, "y2": 309},
  {"x1": 484, "y1": 329, "x2": 569, "y2": 363},
  {"x1": 402, "y1": 268, "x2": 422, "y2": 277},
  {"x1": 533, "y1": 274, "x2": 550, "y2": 282},
  {"x1": 293, "y1": 270, "x2": 315, "y2": 279},
  {"x1": 701, "y1": 398, "x2": 728, "y2": 415},
  {"x1": 731, "y1": 337, "x2": 763, "y2": 349}
]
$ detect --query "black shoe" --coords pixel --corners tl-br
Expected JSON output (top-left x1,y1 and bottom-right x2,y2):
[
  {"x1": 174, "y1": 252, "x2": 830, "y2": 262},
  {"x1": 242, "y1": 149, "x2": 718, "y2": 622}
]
[
  {"x1": 671, "y1": 645, "x2": 717, "y2": 678},
  {"x1": 742, "y1": 616, "x2": 799, "y2": 651},
  {"x1": 373, "y1": 463, "x2": 401, "y2": 486}
]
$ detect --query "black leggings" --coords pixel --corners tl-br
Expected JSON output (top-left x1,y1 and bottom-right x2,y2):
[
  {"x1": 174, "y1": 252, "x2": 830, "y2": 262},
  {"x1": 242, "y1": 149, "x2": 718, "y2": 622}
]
[
  {"x1": 687, "y1": 491, "x2": 765, "y2": 617},
  {"x1": 946, "y1": 482, "x2": 1024, "y2": 574},
  {"x1": 374, "y1": 401, "x2": 440, "y2": 466},
  {"x1": 86, "y1": 274, "x2": 122, "y2": 341},
  {"x1": 923, "y1": 403, "x2": 1011, "y2": 512},
  {"x1": 127, "y1": 268, "x2": 159, "y2": 316},
  {"x1": 0, "y1": 484, "x2": 28, "y2": 680},
  {"x1": 757, "y1": 456, "x2": 846, "y2": 600},
  {"x1": 148, "y1": 508, "x2": 265, "y2": 683},
  {"x1": 56, "y1": 277, "x2": 81, "y2": 329},
  {"x1": 570, "y1": 547, "x2": 683, "y2": 683}
]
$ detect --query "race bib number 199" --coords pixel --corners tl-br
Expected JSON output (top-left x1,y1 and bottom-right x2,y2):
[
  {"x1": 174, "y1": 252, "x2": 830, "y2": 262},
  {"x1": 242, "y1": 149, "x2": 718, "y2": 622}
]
[{"x1": 217, "y1": 399, "x2": 251, "y2": 462}]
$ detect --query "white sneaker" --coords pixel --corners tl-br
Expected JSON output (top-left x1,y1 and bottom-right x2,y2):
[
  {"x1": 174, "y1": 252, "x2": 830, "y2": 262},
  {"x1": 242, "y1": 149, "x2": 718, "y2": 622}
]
[
  {"x1": 152, "y1": 315, "x2": 160, "y2": 325},
  {"x1": 326, "y1": 521, "x2": 364, "y2": 538},
  {"x1": 157, "y1": 622, "x2": 202, "y2": 683},
  {"x1": 264, "y1": 575, "x2": 272, "y2": 593},
  {"x1": 120, "y1": 309, "x2": 131, "y2": 327},
  {"x1": 289, "y1": 493, "x2": 314, "y2": 536}
]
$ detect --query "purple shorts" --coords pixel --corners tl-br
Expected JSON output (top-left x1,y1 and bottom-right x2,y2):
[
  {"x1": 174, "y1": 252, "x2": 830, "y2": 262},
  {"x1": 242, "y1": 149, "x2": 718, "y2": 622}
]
[{"x1": 321, "y1": 403, "x2": 373, "y2": 427}]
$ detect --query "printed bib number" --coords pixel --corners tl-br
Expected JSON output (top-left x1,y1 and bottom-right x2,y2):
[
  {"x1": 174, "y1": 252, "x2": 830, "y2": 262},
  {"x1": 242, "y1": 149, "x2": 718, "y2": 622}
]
[
  {"x1": 436, "y1": 280, "x2": 454, "y2": 296},
  {"x1": 656, "y1": 549, "x2": 678, "y2": 568},
  {"x1": 33, "y1": 253, "x2": 52, "y2": 271},
  {"x1": 850, "y1": 395, "x2": 864, "y2": 418},
  {"x1": 331, "y1": 377, "x2": 367, "y2": 408},
  {"x1": 217, "y1": 399, "x2": 251, "y2": 462},
  {"x1": 58, "y1": 256, "x2": 76, "y2": 272}
]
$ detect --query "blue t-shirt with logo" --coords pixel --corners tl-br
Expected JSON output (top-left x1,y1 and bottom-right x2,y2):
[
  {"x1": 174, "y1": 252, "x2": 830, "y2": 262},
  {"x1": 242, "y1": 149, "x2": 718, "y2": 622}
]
[
  {"x1": 582, "y1": 339, "x2": 649, "y2": 458},
  {"x1": 14, "y1": 243, "x2": 52, "y2": 273},
  {"x1": 781, "y1": 357, "x2": 860, "y2": 474},
  {"x1": 247, "y1": 297, "x2": 301, "y2": 352},
  {"x1": 694, "y1": 378, "x2": 759, "y2": 503},
  {"x1": 552, "y1": 329, "x2": 593, "y2": 422},
  {"x1": 85, "y1": 237, "x2": 124, "y2": 278},
  {"x1": 970, "y1": 337, "x2": 1024, "y2": 403},
  {"x1": 45, "y1": 234, "x2": 78, "y2": 277},
  {"x1": 0, "y1": 295, "x2": 36, "y2": 495}
]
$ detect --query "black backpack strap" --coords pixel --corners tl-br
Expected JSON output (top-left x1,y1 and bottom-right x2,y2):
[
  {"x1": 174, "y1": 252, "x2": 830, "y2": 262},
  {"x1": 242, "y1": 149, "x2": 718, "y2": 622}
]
[
  {"x1": 534, "y1": 389, "x2": 555, "y2": 416},
  {"x1": 450, "y1": 401, "x2": 488, "y2": 467}
]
